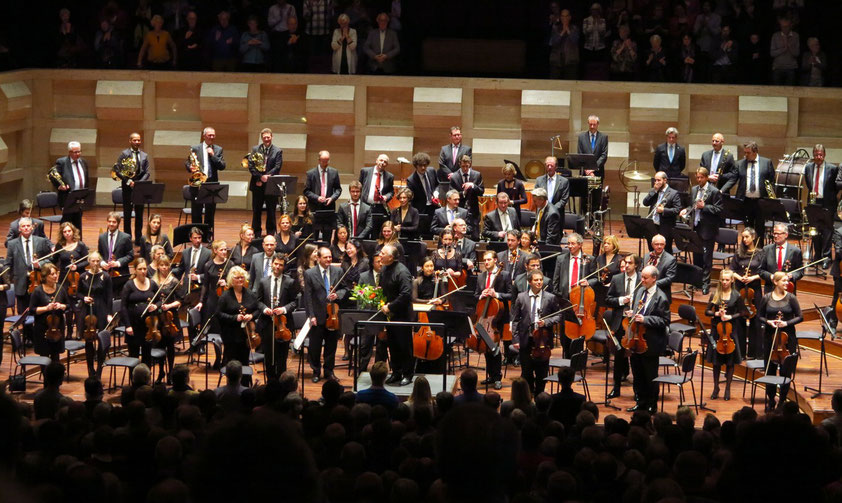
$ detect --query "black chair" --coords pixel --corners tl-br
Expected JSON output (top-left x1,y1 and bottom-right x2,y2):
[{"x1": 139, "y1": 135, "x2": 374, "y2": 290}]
[
  {"x1": 519, "y1": 210, "x2": 536, "y2": 229},
  {"x1": 112, "y1": 188, "x2": 135, "y2": 220},
  {"x1": 712, "y1": 227, "x2": 739, "y2": 269},
  {"x1": 674, "y1": 303, "x2": 698, "y2": 354},
  {"x1": 751, "y1": 353, "x2": 798, "y2": 410},
  {"x1": 35, "y1": 191, "x2": 64, "y2": 239},
  {"x1": 178, "y1": 185, "x2": 195, "y2": 226},
  {"x1": 562, "y1": 213, "x2": 586, "y2": 235},
  {"x1": 417, "y1": 214, "x2": 432, "y2": 240},
  {"x1": 544, "y1": 350, "x2": 590, "y2": 399},
  {"x1": 548, "y1": 336, "x2": 585, "y2": 372},
  {"x1": 8, "y1": 329, "x2": 51, "y2": 389},
  {"x1": 658, "y1": 331, "x2": 684, "y2": 374},
  {"x1": 653, "y1": 350, "x2": 699, "y2": 413},
  {"x1": 187, "y1": 308, "x2": 222, "y2": 367},
  {"x1": 99, "y1": 330, "x2": 140, "y2": 391}
]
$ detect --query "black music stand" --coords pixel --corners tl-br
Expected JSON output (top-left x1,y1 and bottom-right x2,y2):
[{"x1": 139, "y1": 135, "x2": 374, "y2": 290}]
[
  {"x1": 804, "y1": 304, "x2": 832, "y2": 398},
  {"x1": 673, "y1": 226, "x2": 704, "y2": 260},
  {"x1": 666, "y1": 177, "x2": 690, "y2": 193},
  {"x1": 757, "y1": 199, "x2": 791, "y2": 239},
  {"x1": 266, "y1": 175, "x2": 298, "y2": 212},
  {"x1": 566, "y1": 153, "x2": 596, "y2": 176},
  {"x1": 599, "y1": 317, "x2": 622, "y2": 411},
  {"x1": 402, "y1": 240, "x2": 427, "y2": 275},
  {"x1": 623, "y1": 214, "x2": 659, "y2": 257},
  {"x1": 567, "y1": 177, "x2": 589, "y2": 216},
  {"x1": 691, "y1": 313, "x2": 717, "y2": 413},
  {"x1": 674, "y1": 261, "x2": 703, "y2": 304},
  {"x1": 428, "y1": 310, "x2": 474, "y2": 375},
  {"x1": 63, "y1": 188, "x2": 95, "y2": 213},
  {"x1": 720, "y1": 194, "x2": 744, "y2": 227},
  {"x1": 131, "y1": 181, "x2": 166, "y2": 223},
  {"x1": 342, "y1": 309, "x2": 383, "y2": 389},
  {"x1": 485, "y1": 241, "x2": 508, "y2": 253},
  {"x1": 805, "y1": 204, "x2": 832, "y2": 277},
  {"x1": 196, "y1": 183, "x2": 229, "y2": 238}
]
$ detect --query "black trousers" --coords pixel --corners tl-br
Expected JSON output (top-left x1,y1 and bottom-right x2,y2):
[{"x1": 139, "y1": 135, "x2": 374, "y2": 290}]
[
  {"x1": 0, "y1": 305, "x2": 6, "y2": 366},
  {"x1": 190, "y1": 201, "x2": 216, "y2": 234},
  {"x1": 61, "y1": 210, "x2": 83, "y2": 235},
  {"x1": 356, "y1": 330, "x2": 378, "y2": 372},
  {"x1": 484, "y1": 349, "x2": 502, "y2": 381},
  {"x1": 122, "y1": 184, "x2": 144, "y2": 243},
  {"x1": 262, "y1": 335, "x2": 290, "y2": 379},
  {"x1": 630, "y1": 351, "x2": 659, "y2": 408},
  {"x1": 744, "y1": 198, "x2": 765, "y2": 246},
  {"x1": 387, "y1": 325, "x2": 414, "y2": 378},
  {"x1": 250, "y1": 186, "x2": 277, "y2": 236},
  {"x1": 612, "y1": 331, "x2": 629, "y2": 388},
  {"x1": 692, "y1": 236, "x2": 715, "y2": 288},
  {"x1": 520, "y1": 345, "x2": 549, "y2": 395},
  {"x1": 308, "y1": 325, "x2": 338, "y2": 377}
]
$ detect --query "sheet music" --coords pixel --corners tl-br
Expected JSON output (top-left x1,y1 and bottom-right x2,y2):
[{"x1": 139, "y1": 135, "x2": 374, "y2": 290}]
[{"x1": 294, "y1": 321, "x2": 311, "y2": 350}]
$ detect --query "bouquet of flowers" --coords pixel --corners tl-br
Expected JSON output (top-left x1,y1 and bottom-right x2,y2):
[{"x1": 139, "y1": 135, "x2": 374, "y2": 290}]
[{"x1": 350, "y1": 284, "x2": 386, "y2": 310}]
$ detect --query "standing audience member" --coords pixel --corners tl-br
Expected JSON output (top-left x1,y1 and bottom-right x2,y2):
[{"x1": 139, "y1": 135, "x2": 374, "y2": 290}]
[
  {"x1": 801, "y1": 37, "x2": 826, "y2": 87},
  {"x1": 549, "y1": 9, "x2": 579, "y2": 80},
  {"x1": 363, "y1": 13, "x2": 400, "y2": 74},
  {"x1": 331, "y1": 14, "x2": 357, "y2": 74},
  {"x1": 207, "y1": 10, "x2": 239, "y2": 72},
  {"x1": 239, "y1": 16, "x2": 270, "y2": 72},
  {"x1": 770, "y1": 16, "x2": 799, "y2": 85},
  {"x1": 136, "y1": 15, "x2": 176, "y2": 69}
]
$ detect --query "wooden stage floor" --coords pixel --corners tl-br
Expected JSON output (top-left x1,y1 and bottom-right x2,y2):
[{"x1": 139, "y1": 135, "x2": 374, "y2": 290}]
[{"x1": 2, "y1": 207, "x2": 840, "y2": 423}]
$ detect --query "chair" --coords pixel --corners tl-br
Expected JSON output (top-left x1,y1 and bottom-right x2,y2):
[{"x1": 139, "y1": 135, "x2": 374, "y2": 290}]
[
  {"x1": 519, "y1": 210, "x2": 536, "y2": 230},
  {"x1": 653, "y1": 350, "x2": 699, "y2": 413},
  {"x1": 8, "y1": 329, "x2": 51, "y2": 389},
  {"x1": 549, "y1": 336, "x2": 585, "y2": 371},
  {"x1": 64, "y1": 339, "x2": 86, "y2": 378},
  {"x1": 99, "y1": 330, "x2": 140, "y2": 391},
  {"x1": 35, "y1": 191, "x2": 64, "y2": 238},
  {"x1": 110, "y1": 299, "x2": 125, "y2": 355},
  {"x1": 111, "y1": 188, "x2": 136, "y2": 220},
  {"x1": 149, "y1": 347, "x2": 167, "y2": 383},
  {"x1": 6, "y1": 286, "x2": 34, "y2": 330},
  {"x1": 186, "y1": 307, "x2": 222, "y2": 367},
  {"x1": 742, "y1": 358, "x2": 766, "y2": 398},
  {"x1": 751, "y1": 353, "x2": 798, "y2": 410},
  {"x1": 712, "y1": 228, "x2": 739, "y2": 269},
  {"x1": 178, "y1": 185, "x2": 194, "y2": 226},
  {"x1": 658, "y1": 331, "x2": 685, "y2": 374},
  {"x1": 217, "y1": 364, "x2": 255, "y2": 387},
  {"x1": 562, "y1": 213, "x2": 586, "y2": 236},
  {"x1": 544, "y1": 350, "x2": 590, "y2": 399},
  {"x1": 674, "y1": 304, "x2": 699, "y2": 354}
]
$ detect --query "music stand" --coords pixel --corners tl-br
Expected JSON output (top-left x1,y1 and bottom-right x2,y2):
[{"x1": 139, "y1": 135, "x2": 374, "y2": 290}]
[
  {"x1": 341, "y1": 309, "x2": 383, "y2": 389},
  {"x1": 757, "y1": 199, "x2": 792, "y2": 239},
  {"x1": 667, "y1": 177, "x2": 690, "y2": 194},
  {"x1": 567, "y1": 177, "x2": 589, "y2": 216},
  {"x1": 599, "y1": 318, "x2": 622, "y2": 411},
  {"x1": 266, "y1": 175, "x2": 298, "y2": 212},
  {"x1": 566, "y1": 153, "x2": 596, "y2": 176},
  {"x1": 805, "y1": 204, "x2": 832, "y2": 277},
  {"x1": 674, "y1": 261, "x2": 703, "y2": 303},
  {"x1": 485, "y1": 241, "x2": 508, "y2": 253},
  {"x1": 690, "y1": 313, "x2": 717, "y2": 413},
  {"x1": 418, "y1": 214, "x2": 432, "y2": 239},
  {"x1": 313, "y1": 209, "x2": 337, "y2": 241},
  {"x1": 63, "y1": 188, "x2": 95, "y2": 214},
  {"x1": 402, "y1": 240, "x2": 427, "y2": 275},
  {"x1": 131, "y1": 181, "x2": 165, "y2": 223},
  {"x1": 428, "y1": 309, "x2": 473, "y2": 377},
  {"x1": 673, "y1": 226, "x2": 704, "y2": 261},
  {"x1": 622, "y1": 214, "x2": 660, "y2": 257},
  {"x1": 196, "y1": 183, "x2": 229, "y2": 238},
  {"x1": 720, "y1": 194, "x2": 745, "y2": 227},
  {"x1": 804, "y1": 304, "x2": 832, "y2": 398}
]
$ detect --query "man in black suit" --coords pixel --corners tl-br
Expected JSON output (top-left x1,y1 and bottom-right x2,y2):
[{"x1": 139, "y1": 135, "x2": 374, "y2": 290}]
[
  {"x1": 449, "y1": 154, "x2": 484, "y2": 239},
  {"x1": 576, "y1": 115, "x2": 608, "y2": 177},
  {"x1": 679, "y1": 168, "x2": 722, "y2": 294},
  {"x1": 452, "y1": 218, "x2": 478, "y2": 273},
  {"x1": 498, "y1": 230, "x2": 527, "y2": 280},
  {"x1": 532, "y1": 188, "x2": 561, "y2": 245},
  {"x1": 358, "y1": 254, "x2": 386, "y2": 369},
  {"x1": 806, "y1": 144, "x2": 839, "y2": 266},
  {"x1": 534, "y1": 156, "x2": 570, "y2": 216},
  {"x1": 359, "y1": 154, "x2": 395, "y2": 207},
  {"x1": 303, "y1": 150, "x2": 342, "y2": 241},
  {"x1": 303, "y1": 247, "x2": 347, "y2": 383},
  {"x1": 378, "y1": 244, "x2": 414, "y2": 386},
  {"x1": 625, "y1": 265, "x2": 670, "y2": 414},
  {"x1": 186, "y1": 127, "x2": 226, "y2": 234},
  {"x1": 173, "y1": 227, "x2": 211, "y2": 301},
  {"x1": 98, "y1": 212, "x2": 135, "y2": 277},
  {"x1": 700, "y1": 132, "x2": 737, "y2": 193},
  {"x1": 430, "y1": 190, "x2": 469, "y2": 237},
  {"x1": 256, "y1": 254, "x2": 298, "y2": 378},
  {"x1": 511, "y1": 269, "x2": 561, "y2": 395},
  {"x1": 735, "y1": 141, "x2": 775, "y2": 247},
  {"x1": 113, "y1": 133, "x2": 151, "y2": 243},
  {"x1": 247, "y1": 128, "x2": 284, "y2": 237},
  {"x1": 482, "y1": 193, "x2": 519, "y2": 241},
  {"x1": 50, "y1": 141, "x2": 90, "y2": 234},
  {"x1": 642, "y1": 171, "x2": 682, "y2": 252},
  {"x1": 438, "y1": 126, "x2": 472, "y2": 181},
  {"x1": 604, "y1": 254, "x2": 641, "y2": 398},
  {"x1": 551, "y1": 233, "x2": 595, "y2": 354},
  {"x1": 758, "y1": 223, "x2": 804, "y2": 294},
  {"x1": 475, "y1": 251, "x2": 512, "y2": 390},
  {"x1": 336, "y1": 181, "x2": 374, "y2": 239},
  {"x1": 4, "y1": 217, "x2": 53, "y2": 315},
  {"x1": 652, "y1": 127, "x2": 686, "y2": 179},
  {"x1": 248, "y1": 234, "x2": 277, "y2": 292},
  {"x1": 5, "y1": 200, "x2": 45, "y2": 247},
  {"x1": 406, "y1": 152, "x2": 439, "y2": 217},
  {"x1": 647, "y1": 234, "x2": 676, "y2": 302},
  {"x1": 511, "y1": 254, "x2": 549, "y2": 304}
]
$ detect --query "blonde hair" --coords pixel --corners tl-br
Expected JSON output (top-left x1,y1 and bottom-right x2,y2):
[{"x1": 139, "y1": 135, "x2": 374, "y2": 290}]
[
  {"x1": 226, "y1": 266, "x2": 248, "y2": 287},
  {"x1": 712, "y1": 269, "x2": 734, "y2": 304},
  {"x1": 602, "y1": 235, "x2": 620, "y2": 255}
]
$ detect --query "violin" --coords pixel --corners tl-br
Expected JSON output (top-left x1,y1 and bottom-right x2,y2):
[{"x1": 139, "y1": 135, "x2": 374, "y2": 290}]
[
  {"x1": 621, "y1": 296, "x2": 648, "y2": 354},
  {"x1": 215, "y1": 252, "x2": 233, "y2": 297},
  {"x1": 768, "y1": 311, "x2": 790, "y2": 364},
  {"x1": 272, "y1": 296, "x2": 292, "y2": 342},
  {"x1": 145, "y1": 310, "x2": 162, "y2": 344},
  {"x1": 714, "y1": 300, "x2": 736, "y2": 355},
  {"x1": 240, "y1": 305, "x2": 261, "y2": 350},
  {"x1": 782, "y1": 259, "x2": 794, "y2": 293},
  {"x1": 66, "y1": 270, "x2": 80, "y2": 296},
  {"x1": 325, "y1": 265, "x2": 353, "y2": 331},
  {"x1": 27, "y1": 253, "x2": 40, "y2": 293},
  {"x1": 161, "y1": 309, "x2": 180, "y2": 338},
  {"x1": 82, "y1": 272, "x2": 99, "y2": 341},
  {"x1": 530, "y1": 308, "x2": 553, "y2": 362},
  {"x1": 741, "y1": 241, "x2": 759, "y2": 319},
  {"x1": 45, "y1": 271, "x2": 69, "y2": 342}
]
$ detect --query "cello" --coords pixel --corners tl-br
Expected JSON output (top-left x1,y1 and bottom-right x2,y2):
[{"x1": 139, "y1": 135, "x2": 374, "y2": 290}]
[
  {"x1": 714, "y1": 300, "x2": 736, "y2": 355},
  {"x1": 564, "y1": 259, "x2": 613, "y2": 341},
  {"x1": 413, "y1": 272, "x2": 446, "y2": 361}
]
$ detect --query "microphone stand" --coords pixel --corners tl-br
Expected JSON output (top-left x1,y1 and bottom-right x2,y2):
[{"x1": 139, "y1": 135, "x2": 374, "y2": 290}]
[{"x1": 599, "y1": 318, "x2": 621, "y2": 410}]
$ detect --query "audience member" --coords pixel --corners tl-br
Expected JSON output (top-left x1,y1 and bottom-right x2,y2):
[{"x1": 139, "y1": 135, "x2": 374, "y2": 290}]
[
  {"x1": 331, "y1": 14, "x2": 357, "y2": 74},
  {"x1": 239, "y1": 15, "x2": 270, "y2": 72},
  {"x1": 175, "y1": 10, "x2": 203, "y2": 71},
  {"x1": 33, "y1": 362, "x2": 71, "y2": 420},
  {"x1": 214, "y1": 360, "x2": 246, "y2": 401},
  {"x1": 136, "y1": 15, "x2": 177, "y2": 69},
  {"x1": 363, "y1": 13, "x2": 400, "y2": 74},
  {"x1": 770, "y1": 15, "x2": 799, "y2": 85},
  {"x1": 267, "y1": 0, "x2": 297, "y2": 71},
  {"x1": 207, "y1": 10, "x2": 239, "y2": 71},
  {"x1": 548, "y1": 9, "x2": 579, "y2": 80},
  {"x1": 801, "y1": 37, "x2": 826, "y2": 87},
  {"x1": 355, "y1": 361, "x2": 399, "y2": 410},
  {"x1": 547, "y1": 367, "x2": 586, "y2": 431},
  {"x1": 454, "y1": 369, "x2": 484, "y2": 405}
]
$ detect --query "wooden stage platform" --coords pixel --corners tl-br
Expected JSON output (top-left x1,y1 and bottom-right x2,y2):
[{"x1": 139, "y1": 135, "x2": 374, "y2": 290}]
[{"x1": 2, "y1": 207, "x2": 840, "y2": 424}]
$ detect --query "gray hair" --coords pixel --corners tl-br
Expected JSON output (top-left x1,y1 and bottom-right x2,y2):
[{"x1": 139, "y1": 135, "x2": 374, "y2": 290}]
[
  {"x1": 532, "y1": 188, "x2": 548, "y2": 199},
  {"x1": 665, "y1": 127, "x2": 679, "y2": 136},
  {"x1": 446, "y1": 189, "x2": 460, "y2": 200},
  {"x1": 132, "y1": 363, "x2": 151, "y2": 385},
  {"x1": 567, "y1": 233, "x2": 584, "y2": 244},
  {"x1": 642, "y1": 265, "x2": 660, "y2": 280},
  {"x1": 587, "y1": 115, "x2": 600, "y2": 123},
  {"x1": 67, "y1": 141, "x2": 81, "y2": 150},
  {"x1": 202, "y1": 127, "x2": 215, "y2": 137}
]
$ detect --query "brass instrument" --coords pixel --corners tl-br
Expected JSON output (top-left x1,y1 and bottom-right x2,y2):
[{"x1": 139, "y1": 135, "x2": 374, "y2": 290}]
[
  {"x1": 47, "y1": 166, "x2": 67, "y2": 188},
  {"x1": 764, "y1": 180, "x2": 777, "y2": 199},
  {"x1": 187, "y1": 150, "x2": 207, "y2": 187},
  {"x1": 241, "y1": 151, "x2": 266, "y2": 173},
  {"x1": 110, "y1": 155, "x2": 138, "y2": 181}
]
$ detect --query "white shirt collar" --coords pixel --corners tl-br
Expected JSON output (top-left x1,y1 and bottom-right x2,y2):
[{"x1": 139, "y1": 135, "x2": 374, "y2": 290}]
[{"x1": 319, "y1": 264, "x2": 329, "y2": 275}]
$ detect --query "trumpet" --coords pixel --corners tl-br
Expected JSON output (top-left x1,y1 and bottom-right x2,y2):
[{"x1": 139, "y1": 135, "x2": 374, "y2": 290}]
[
  {"x1": 187, "y1": 150, "x2": 207, "y2": 187},
  {"x1": 47, "y1": 166, "x2": 67, "y2": 188},
  {"x1": 111, "y1": 155, "x2": 137, "y2": 181}
]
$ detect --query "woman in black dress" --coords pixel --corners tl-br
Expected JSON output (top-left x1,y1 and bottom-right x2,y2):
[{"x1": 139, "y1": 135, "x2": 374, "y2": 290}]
[
  {"x1": 296, "y1": 243, "x2": 319, "y2": 293},
  {"x1": 432, "y1": 229, "x2": 463, "y2": 285},
  {"x1": 140, "y1": 214, "x2": 173, "y2": 262},
  {"x1": 121, "y1": 258, "x2": 159, "y2": 365},
  {"x1": 229, "y1": 223, "x2": 258, "y2": 272},
  {"x1": 217, "y1": 266, "x2": 260, "y2": 367},
  {"x1": 55, "y1": 222, "x2": 88, "y2": 337},
  {"x1": 150, "y1": 256, "x2": 184, "y2": 384},
  {"x1": 78, "y1": 252, "x2": 112, "y2": 377},
  {"x1": 704, "y1": 270, "x2": 747, "y2": 401},
  {"x1": 275, "y1": 214, "x2": 298, "y2": 270},
  {"x1": 196, "y1": 240, "x2": 232, "y2": 336},
  {"x1": 412, "y1": 258, "x2": 447, "y2": 304},
  {"x1": 496, "y1": 163, "x2": 527, "y2": 222},
  {"x1": 30, "y1": 263, "x2": 69, "y2": 362},
  {"x1": 731, "y1": 226, "x2": 763, "y2": 359},
  {"x1": 330, "y1": 225, "x2": 350, "y2": 262},
  {"x1": 590, "y1": 234, "x2": 623, "y2": 318},
  {"x1": 340, "y1": 239, "x2": 369, "y2": 301},
  {"x1": 375, "y1": 220, "x2": 404, "y2": 261},
  {"x1": 390, "y1": 188, "x2": 420, "y2": 240},
  {"x1": 291, "y1": 195, "x2": 313, "y2": 239},
  {"x1": 757, "y1": 271, "x2": 802, "y2": 411}
]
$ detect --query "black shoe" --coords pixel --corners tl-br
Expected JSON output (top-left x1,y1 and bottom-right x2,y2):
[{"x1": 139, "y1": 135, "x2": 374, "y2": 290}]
[
  {"x1": 607, "y1": 388, "x2": 621, "y2": 399},
  {"x1": 647, "y1": 405, "x2": 658, "y2": 415},
  {"x1": 494, "y1": 381, "x2": 503, "y2": 390},
  {"x1": 385, "y1": 374, "x2": 401, "y2": 385},
  {"x1": 341, "y1": 355, "x2": 349, "y2": 361},
  {"x1": 702, "y1": 285, "x2": 710, "y2": 295},
  {"x1": 480, "y1": 377, "x2": 493, "y2": 385},
  {"x1": 627, "y1": 404, "x2": 643, "y2": 412},
  {"x1": 326, "y1": 373, "x2": 337, "y2": 381},
  {"x1": 399, "y1": 377, "x2": 412, "y2": 386},
  {"x1": 312, "y1": 375, "x2": 320, "y2": 383}
]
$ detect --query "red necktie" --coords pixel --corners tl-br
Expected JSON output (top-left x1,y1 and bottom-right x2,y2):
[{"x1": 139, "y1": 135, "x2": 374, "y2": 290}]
[
  {"x1": 374, "y1": 171, "x2": 382, "y2": 202},
  {"x1": 75, "y1": 160, "x2": 84, "y2": 189},
  {"x1": 352, "y1": 203, "x2": 358, "y2": 235},
  {"x1": 650, "y1": 254, "x2": 658, "y2": 267},
  {"x1": 486, "y1": 272, "x2": 492, "y2": 289},
  {"x1": 570, "y1": 257, "x2": 578, "y2": 289},
  {"x1": 777, "y1": 246, "x2": 783, "y2": 271},
  {"x1": 320, "y1": 169, "x2": 327, "y2": 198},
  {"x1": 815, "y1": 166, "x2": 821, "y2": 197}
]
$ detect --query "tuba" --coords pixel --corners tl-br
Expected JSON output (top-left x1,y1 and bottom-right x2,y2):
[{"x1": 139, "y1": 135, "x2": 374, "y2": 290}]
[
  {"x1": 110, "y1": 154, "x2": 137, "y2": 181},
  {"x1": 47, "y1": 166, "x2": 67, "y2": 188},
  {"x1": 242, "y1": 151, "x2": 266, "y2": 173},
  {"x1": 187, "y1": 150, "x2": 207, "y2": 187}
]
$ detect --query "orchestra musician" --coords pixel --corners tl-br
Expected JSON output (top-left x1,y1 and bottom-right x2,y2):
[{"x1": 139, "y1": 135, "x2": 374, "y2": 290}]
[
  {"x1": 291, "y1": 195, "x2": 314, "y2": 238},
  {"x1": 535, "y1": 155, "x2": 570, "y2": 217},
  {"x1": 700, "y1": 132, "x2": 737, "y2": 193},
  {"x1": 340, "y1": 240, "x2": 369, "y2": 292},
  {"x1": 475, "y1": 250, "x2": 512, "y2": 390},
  {"x1": 551, "y1": 233, "x2": 595, "y2": 354},
  {"x1": 482, "y1": 192, "x2": 519, "y2": 242},
  {"x1": 498, "y1": 230, "x2": 527, "y2": 280},
  {"x1": 303, "y1": 150, "x2": 341, "y2": 240},
  {"x1": 647, "y1": 234, "x2": 677, "y2": 302},
  {"x1": 413, "y1": 257, "x2": 444, "y2": 304},
  {"x1": 735, "y1": 140, "x2": 775, "y2": 247},
  {"x1": 406, "y1": 152, "x2": 439, "y2": 217},
  {"x1": 30, "y1": 263, "x2": 69, "y2": 362},
  {"x1": 98, "y1": 212, "x2": 135, "y2": 278},
  {"x1": 256, "y1": 254, "x2": 297, "y2": 378},
  {"x1": 731, "y1": 227, "x2": 764, "y2": 358},
  {"x1": 51, "y1": 141, "x2": 90, "y2": 233},
  {"x1": 378, "y1": 244, "x2": 414, "y2": 386},
  {"x1": 149, "y1": 256, "x2": 183, "y2": 384},
  {"x1": 433, "y1": 229, "x2": 463, "y2": 283},
  {"x1": 531, "y1": 188, "x2": 561, "y2": 245},
  {"x1": 247, "y1": 128, "x2": 283, "y2": 237},
  {"x1": 804, "y1": 144, "x2": 838, "y2": 266},
  {"x1": 217, "y1": 266, "x2": 260, "y2": 371},
  {"x1": 511, "y1": 253, "x2": 549, "y2": 306},
  {"x1": 173, "y1": 227, "x2": 211, "y2": 286},
  {"x1": 590, "y1": 235, "x2": 623, "y2": 318},
  {"x1": 705, "y1": 270, "x2": 747, "y2": 401},
  {"x1": 390, "y1": 188, "x2": 420, "y2": 240},
  {"x1": 449, "y1": 154, "x2": 484, "y2": 240},
  {"x1": 831, "y1": 224, "x2": 842, "y2": 330},
  {"x1": 337, "y1": 181, "x2": 374, "y2": 239},
  {"x1": 577, "y1": 115, "x2": 608, "y2": 177},
  {"x1": 186, "y1": 127, "x2": 226, "y2": 234},
  {"x1": 375, "y1": 221, "x2": 404, "y2": 261},
  {"x1": 625, "y1": 265, "x2": 670, "y2": 414},
  {"x1": 139, "y1": 214, "x2": 173, "y2": 263},
  {"x1": 438, "y1": 126, "x2": 471, "y2": 181},
  {"x1": 496, "y1": 163, "x2": 528, "y2": 222},
  {"x1": 229, "y1": 224, "x2": 258, "y2": 271},
  {"x1": 5, "y1": 200, "x2": 45, "y2": 248},
  {"x1": 642, "y1": 171, "x2": 682, "y2": 252},
  {"x1": 274, "y1": 215, "x2": 298, "y2": 262},
  {"x1": 452, "y1": 218, "x2": 477, "y2": 274},
  {"x1": 0, "y1": 261, "x2": 8, "y2": 366},
  {"x1": 757, "y1": 271, "x2": 802, "y2": 411},
  {"x1": 679, "y1": 168, "x2": 722, "y2": 294},
  {"x1": 759, "y1": 223, "x2": 803, "y2": 294},
  {"x1": 248, "y1": 235, "x2": 277, "y2": 293},
  {"x1": 430, "y1": 190, "x2": 470, "y2": 238},
  {"x1": 511, "y1": 269, "x2": 560, "y2": 395},
  {"x1": 113, "y1": 132, "x2": 151, "y2": 243},
  {"x1": 78, "y1": 252, "x2": 111, "y2": 377},
  {"x1": 195, "y1": 241, "x2": 232, "y2": 339},
  {"x1": 605, "y1": 254, "x2": 641, "y2": 398},
  {"x1": 54, "y1": 222, "x2": 88, "y2": 337},
  {"x1": 360, "y1": 153, "x2": 395, "y2": 206},
  {"x1": 303, "y1": 247, "x2": 346, "y2": 383},
  {"x1": 330, "y1": 225, "x2": 350, "y2": 262},
  {"x1": 652, "y1": 127, "x2": 686, "y2": 180},
  {"x1": 518, "y1": 231, "x2": 538, "y2": 257},
  {"x1": 120, "y1": 258, "x2": 159, "y2": 366}
]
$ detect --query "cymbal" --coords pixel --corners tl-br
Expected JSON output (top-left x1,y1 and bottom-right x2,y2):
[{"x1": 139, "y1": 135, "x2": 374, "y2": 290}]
[{"x1": 623, "y1": 170, "x2": 651, "y2": 181}]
